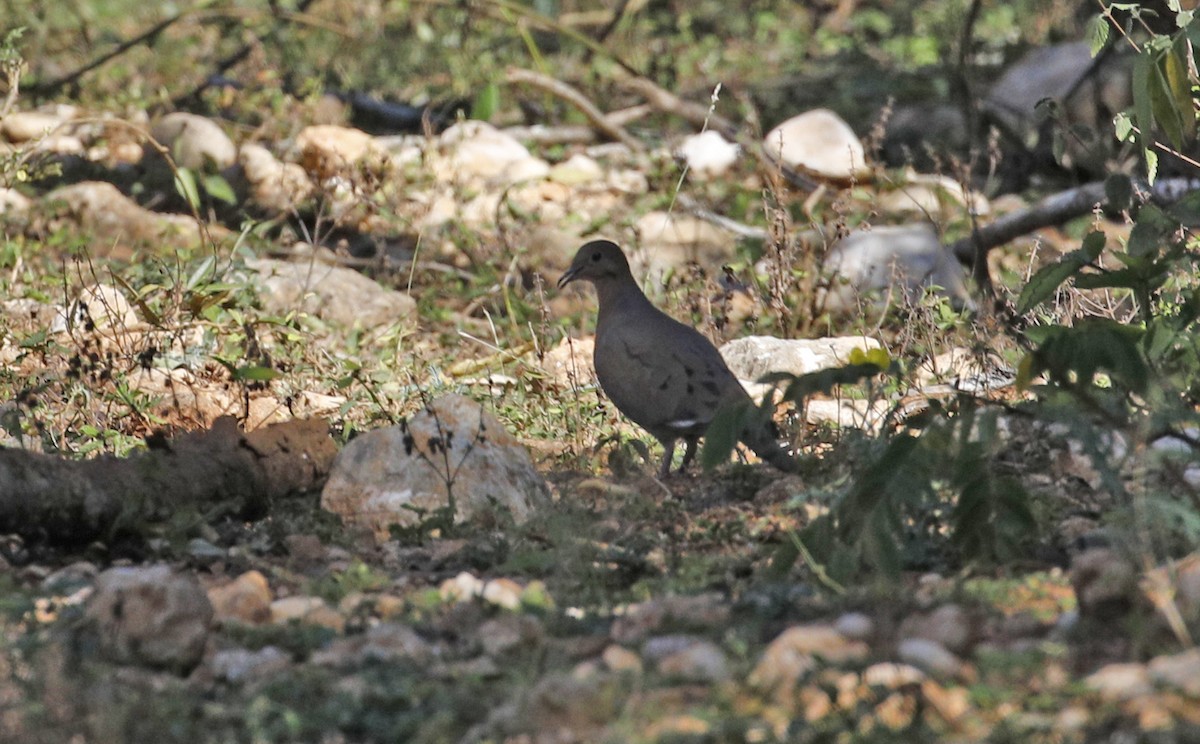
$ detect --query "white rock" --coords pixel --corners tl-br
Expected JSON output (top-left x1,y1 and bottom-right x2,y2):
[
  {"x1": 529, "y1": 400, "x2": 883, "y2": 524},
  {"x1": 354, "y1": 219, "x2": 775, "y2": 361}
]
[
  {"x1": 877, "y1": 172, "x2": 989, "y2": 217},
  {"x1": 1, "y1": 111, "x2": 68, "y2": 142},
  {"x1": 549, "y1": 153, "x2": 604, "y2": 185},
  {"x1": 440, "y1": 571, "x2": 486, "y2": 602},
  {"x1": 749, "y1": 624, "x2": 868, "y2": 699},
  {"x1": 1148, "y1": 648, "x2": 1200, "y2": 697},
  {"x1": 295, "y1": 124, "x2": 385, "y2": 179},
  {"x1": 803, "y1": 398, "x2": 891, "y2": 431},
  {"x1": 150, "y1": 112, "x2": 237, "y2": 170},
  {"x1": 763, "y1": 109, "x2": 870, "y2": 181},
  {"x1": 834, "y1": 611, "x2": 875, "y2": 641},
  {"x1": 238, "y1": 143, "x2": 315, "y2": 212},
  {"x1": 210, "y1": 646, "x2": 290, "y2": 683},
  {"x1": 52, "y1": 283, "x2": 141, "y2": 334},
  {"x1": 0, "y1": 187, "x2": 30, "y2": 215},
  {"x1": 321, "y1": 394, "x2": 551, "y2": 540},
  {"x1": 720, "y1": 335, "x2": 883, "y2": 383},
  {"x1": 41, "y1": 181, "x2": 208, "y2": 251},
  {"x1": 653, "y1": 638, "x2": 730, "y2": 682},
  {"x1": 438, "y1": 120, "x2": 549, "y2": 183},
  {"x1": 677, "y1": 130, "x2": 740, "y2": 177},
  {"x1": 899, "y1": 604, "x2": 973, "y2": 656}
]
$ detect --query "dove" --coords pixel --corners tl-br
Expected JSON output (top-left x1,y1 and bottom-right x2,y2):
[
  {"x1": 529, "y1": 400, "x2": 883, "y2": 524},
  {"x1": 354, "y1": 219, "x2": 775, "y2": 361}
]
[{"x1": 558, "y1": 239, "x2": 796, "y2": 476}]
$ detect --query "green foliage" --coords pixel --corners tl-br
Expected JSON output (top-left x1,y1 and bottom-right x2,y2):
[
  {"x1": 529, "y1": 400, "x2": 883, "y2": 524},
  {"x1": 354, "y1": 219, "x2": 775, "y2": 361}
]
[{"x1": 801, "y1": 407, "x2": 1036, "y2": 581}]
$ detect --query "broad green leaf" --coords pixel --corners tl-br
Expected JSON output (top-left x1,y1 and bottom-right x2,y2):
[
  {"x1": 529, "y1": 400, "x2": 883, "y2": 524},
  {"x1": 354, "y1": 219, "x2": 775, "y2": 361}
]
[
  {"x1": 174, "y1": 167, "x2": 201, "y2": 210},
  {"x1": 203, "y1": 173, "x2": 237, "y2": 205},
  {"x1": 1166, "y1": 188, "x2": 1200, "y2": 226},
  {"x1": 1015, "y1": 352, "x2": 1037, "y2": 391},
  {"x1": 1015, "y1": 236, "x2": 1102, "y2": 314},
  {"x1": 1114, "y1": 112, "x2": 1134, "y2": 142},
  {"x1": 1087, "y1": 14, "x2": 1110, "y2": 56},
  {"x1": 1105, "y1": 173, "x2": 1133, "y2": 211},
  {"x1": 699, "y1": 399, "x2": 751, "y2": 470},
  {"x1": 1150, "y1": 60, "x2": 1184, "y2": 151},
  {"x1": 1127, "y1": 203, "x2": 1172, "y2": 256},
  {"x1": 849, "y1": 346, "x2": 891, "y2": 369},
  {"x1": 779, "y1": 362, "x2": 888, "y2": 404},
  {"x1": 1133, "y1": 51, "x2": 1158, "y2": 182}
]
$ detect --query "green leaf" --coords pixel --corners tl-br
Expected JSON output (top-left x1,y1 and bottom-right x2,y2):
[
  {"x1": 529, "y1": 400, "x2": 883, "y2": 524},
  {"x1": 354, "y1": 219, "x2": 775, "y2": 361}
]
[
  {"x1": 1169, "y1": 33, "x2": 1197, "y2": 142},
  {"x1": 1127, "y1": 203, "x2": 1173, "y2": 257},
  {"x1": 699, "y1": 398, "x2": 752, "y2": 470},
  {"x1": 203, "y1": 173, "x2": 237, "y2": 205},
  {"x1": 471, "y1": 83, "x2": 500, "y2": 122},
  {"x1": 1027, "y1": 319, "x2": 1149, "y2": 394},
  {"x1": 1114, "y1": 112, "x2": 1134, "y2": 142},
  {"x1": 778, "y1": 362, "x2": 888, "y2": 404},
  {"x1": 1132, "y1": 51, "x2": 1161, "y2": 182},
  {"x1": 1166, "y1": 189, "x2": 1200, "y2": 226},
  {"x1": 233, "y1": 365, "x2": 280, "y2": 382},
  {"x1": 1015, "y1": 235, "x2": 1103, "y2": 314},
  {"x1": 174, "y1": 167, "x2": 201, "y2": 210},
  {"x1": 1105, "y1": 173, "x2": 1133, "y2": 211},
  {"x1": 1087, "y1": 14, "x2": 1111, "y2": 56}
]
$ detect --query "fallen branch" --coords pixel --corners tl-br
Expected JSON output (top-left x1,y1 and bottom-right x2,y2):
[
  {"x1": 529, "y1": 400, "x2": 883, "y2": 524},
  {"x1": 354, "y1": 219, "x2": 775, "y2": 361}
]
[
  {"x1": 0, "y1": 416, "x2": 337, "y2": 545},
  {"x1": 505, "y1": 67, "x2": 645, "y2": 152},
  {"x1": 949, "y1": 176, "x2": 1199, "y2": 265},
  {"x1": 505, "y1": 103, "x2": 653, "y2": 146}
]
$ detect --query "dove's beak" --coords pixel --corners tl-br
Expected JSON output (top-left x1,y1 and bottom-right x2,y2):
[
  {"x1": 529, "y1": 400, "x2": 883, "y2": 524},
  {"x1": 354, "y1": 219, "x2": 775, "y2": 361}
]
[{"x1": 557, "y1": 265, "x2": 581, "y2": 290}]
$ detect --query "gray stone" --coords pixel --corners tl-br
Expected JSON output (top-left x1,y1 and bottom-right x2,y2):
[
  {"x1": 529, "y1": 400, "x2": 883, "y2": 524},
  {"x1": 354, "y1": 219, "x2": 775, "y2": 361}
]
[
  {"x1": 899, "y1": 604, "x2": 973, "y2": 656},
  {"x1": 81, "y1": 564, "x2": 213, "y2": 672},
  {"x1": 896, "y1": 638, "x2": 963, "y2": 678},
  {"x1": 821, "y1": 223, "x2": 975, "y2": 312},
  {"x1": 651, "y1": 638, "x2": 730, "y2": 682},
  {"x1": 247, "y1": 256, "x2": 416, "y2": 329},
  {"x1": 321, "y1": 394, "x2": 551, "y2": 540},
  {"x1": 210, "y1": 645, "x2": 290, "y2": 683}
]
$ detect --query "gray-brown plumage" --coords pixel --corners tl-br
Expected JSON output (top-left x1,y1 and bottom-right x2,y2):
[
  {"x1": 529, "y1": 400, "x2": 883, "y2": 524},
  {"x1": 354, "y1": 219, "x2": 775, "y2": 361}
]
[{"x1": 558, "y1": 239, "x2": 797, "y2": 476}]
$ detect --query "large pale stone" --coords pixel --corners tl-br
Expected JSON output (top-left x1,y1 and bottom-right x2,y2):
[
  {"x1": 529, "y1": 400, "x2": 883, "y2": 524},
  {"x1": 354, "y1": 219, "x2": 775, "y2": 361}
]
[
  {"x1": 150, "y1": 112, "x2": 237, "y2": 170},
  {"x1": 677, "y1": 130, "x2": 739, "y2": 177},
  {"x1": 238, "y1": 143, "x2": 315, "y2": 212},
  {"x1": 295, "y1": 124, "x2": 390, "y2": 183},
  {"x1": 763, "y1": 109, "x2": 870, "y2": 181},
  {"x1": 720, "y1": 335, "x2": 883, "y2": 383},
  {"x1": 437, "y1": 120, "x2": 549, "y2": 183},
  {"x1": 1, "y1": 111, "x2": 68, "y2": 142},
  {"x1": 248, "y1": 257, "x2": 416, "y2": 329},
  {"x1": 81, "y1": 565, "x2": 213, "y2": 672},
  {"x1": 321, "y1": 394, "x2": 551, "y2": 541},
  {"x1": 41, "y1": 181, "x2": 212, "y2": 256}
]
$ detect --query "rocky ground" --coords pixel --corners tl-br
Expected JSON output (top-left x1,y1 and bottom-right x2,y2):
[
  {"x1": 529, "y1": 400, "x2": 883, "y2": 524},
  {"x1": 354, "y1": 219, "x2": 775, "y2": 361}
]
[{"x1": 1, "y1": 31, "x2": 1200, "y2": 744}]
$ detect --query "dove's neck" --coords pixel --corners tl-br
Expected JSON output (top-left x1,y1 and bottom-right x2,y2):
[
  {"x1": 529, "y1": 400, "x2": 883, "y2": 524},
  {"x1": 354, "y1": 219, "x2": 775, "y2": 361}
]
[{"x1": 595, "y1": 276, "x2": 656, "y2": 326}]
